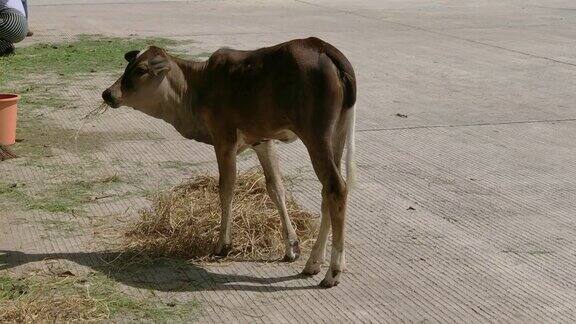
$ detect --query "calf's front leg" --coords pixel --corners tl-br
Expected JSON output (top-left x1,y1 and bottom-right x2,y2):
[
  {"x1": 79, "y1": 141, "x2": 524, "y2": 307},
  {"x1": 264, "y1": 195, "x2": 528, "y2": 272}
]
[
  {"x1": 214, "y1": 141, "x2": 238, "y2": 256},
  {"x1": 254, "y1": 140, "x2": 300, "y2": 261}
]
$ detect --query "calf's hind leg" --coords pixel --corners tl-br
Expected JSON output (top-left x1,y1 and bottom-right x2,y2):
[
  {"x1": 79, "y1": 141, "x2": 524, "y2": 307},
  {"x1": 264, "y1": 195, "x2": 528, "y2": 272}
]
[
  {"x1": 303, "y1": 112, "x2": 350, "y2": 277},
  {"x1": 305, "y1": 140, "x2": 348, "y2": 287},
  {"x1": 254, "y1": 140, "x2": 300, "y2": 261},
  {"x1": 302, "y1": 197, "x2": 330, "y2": 275}
]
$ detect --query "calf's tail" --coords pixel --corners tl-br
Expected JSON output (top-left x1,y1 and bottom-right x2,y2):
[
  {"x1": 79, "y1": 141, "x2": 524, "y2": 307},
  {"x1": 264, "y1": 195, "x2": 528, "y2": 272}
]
[
  {"x1": 319, "y1": 38, "x2": 357, "y2": 188},
  {"x1": 345, "y1": 106, "x2": 356, "y2": 189}
]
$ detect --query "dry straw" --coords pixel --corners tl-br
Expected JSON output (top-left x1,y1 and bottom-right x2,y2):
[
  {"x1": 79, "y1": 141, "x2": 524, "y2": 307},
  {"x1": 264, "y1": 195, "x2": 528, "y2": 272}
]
[
  {"x1": 124, "y1": 169, "x2": 319, "y2": 261},
  {"x1": 0, "y1": 272, "x2": 198, "y2": 322},
  {"x1": 73, "y1": 102, "x2": 108, "y2": 152},
  {"x1": 0, "y1": 274, "x2": 115, "y2": 322}
]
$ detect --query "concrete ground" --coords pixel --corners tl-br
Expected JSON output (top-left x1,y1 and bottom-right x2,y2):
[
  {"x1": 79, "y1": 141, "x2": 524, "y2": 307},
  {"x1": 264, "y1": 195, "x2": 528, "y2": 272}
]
[{"x1": 2, "y1": 0, "x2": 576, "y2": 322}]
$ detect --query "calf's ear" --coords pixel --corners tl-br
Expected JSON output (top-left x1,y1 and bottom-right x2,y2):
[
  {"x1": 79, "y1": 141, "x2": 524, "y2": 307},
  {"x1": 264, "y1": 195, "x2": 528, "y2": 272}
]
[
  {"x1": 149, "y1": 52, "x2": 171, "y2": 76},
  {"x1": 124, "y1": 50, "x2": 140, "y2": 62}
]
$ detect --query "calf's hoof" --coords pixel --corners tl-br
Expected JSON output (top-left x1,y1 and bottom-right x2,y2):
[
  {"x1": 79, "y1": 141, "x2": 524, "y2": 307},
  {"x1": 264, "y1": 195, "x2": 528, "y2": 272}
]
[
  {"x1": 282, "y1": 254, "x2": 298, "y2": 262},
  {"x1": 301, "y1": 268, "x2": 320, "y2": 276},
  {"x1": 301, "y1": 262, "x2": 321, "y2": 276},
  {"x1": 319, "y1": 278, "x2": 340, "y2": 288},
  {"x1": 319, "y1": 269, "x2": 341, "y2": 288},
  {"x1": 213, "y1": 243, "x2": 232, "y2": 257},
  {"x1": 282, "y1": 241, "x2": 301, "y2": 262}
]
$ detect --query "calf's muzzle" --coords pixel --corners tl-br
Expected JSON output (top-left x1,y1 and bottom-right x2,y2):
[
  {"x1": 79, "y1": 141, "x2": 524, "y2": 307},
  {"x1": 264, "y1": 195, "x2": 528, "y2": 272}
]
[{"x1": 101, "y1": 88, "x2": 121, "y2": 108}]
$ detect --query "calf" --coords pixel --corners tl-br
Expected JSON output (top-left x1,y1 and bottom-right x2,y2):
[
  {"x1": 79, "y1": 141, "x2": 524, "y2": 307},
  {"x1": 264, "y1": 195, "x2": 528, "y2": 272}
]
[{"x1": 102, "y1": 37, "x2": 357, "y2": 287}]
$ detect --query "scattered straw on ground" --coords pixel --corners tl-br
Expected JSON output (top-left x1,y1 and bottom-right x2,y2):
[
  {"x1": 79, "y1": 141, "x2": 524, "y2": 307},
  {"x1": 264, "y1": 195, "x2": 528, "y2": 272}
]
[
  {"x1": 0, "y1": 275, "x2": 108, "y2": 322},
  {"x1": 0, "y1": 272, "x2": 198, "y2": 322},
  {"x1": 124, "y1": 169, "x2": 319, "y2": 261}
]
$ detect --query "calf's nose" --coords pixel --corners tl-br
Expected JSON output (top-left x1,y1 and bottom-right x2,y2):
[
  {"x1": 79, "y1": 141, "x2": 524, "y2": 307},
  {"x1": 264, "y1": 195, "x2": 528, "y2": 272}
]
[{"x1": 102, "y1": 89, "x2": 113, "y2": 103}]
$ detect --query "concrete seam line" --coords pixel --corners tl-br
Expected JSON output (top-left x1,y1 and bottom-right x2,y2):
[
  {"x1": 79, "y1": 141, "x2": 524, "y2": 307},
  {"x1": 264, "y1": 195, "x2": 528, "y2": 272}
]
[{"x1": 357, "y1": 118, "x2": 576, "y2": 133}]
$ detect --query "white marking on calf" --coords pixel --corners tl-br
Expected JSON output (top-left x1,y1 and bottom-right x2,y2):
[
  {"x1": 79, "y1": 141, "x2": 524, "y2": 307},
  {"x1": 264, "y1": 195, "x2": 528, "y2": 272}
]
[{"x1": 136, "y1": 47, "x2": 149, "y2": 59}]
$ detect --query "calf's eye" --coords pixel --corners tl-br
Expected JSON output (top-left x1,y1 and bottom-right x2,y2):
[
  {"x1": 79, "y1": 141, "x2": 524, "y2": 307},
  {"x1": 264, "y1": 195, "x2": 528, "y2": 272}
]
[{"x1": 134, "y1": 67, "x2": 148, "y2": 76}]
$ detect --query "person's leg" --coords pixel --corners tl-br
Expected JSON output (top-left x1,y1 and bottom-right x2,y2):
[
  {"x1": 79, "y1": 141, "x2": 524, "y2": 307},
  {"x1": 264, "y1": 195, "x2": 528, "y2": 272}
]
[
  {"x1": 0, "y1": 40, "x2": 15, "y2": 56},
  {"x1": 22, "y1": 0, "x2": 29, "y2": 18},
  {"x1": 0, "y1": 8, "x2": 28, "y2": 55},
  {"x1": 21, "y1": 0, "x2": 32, "y2": 36}
]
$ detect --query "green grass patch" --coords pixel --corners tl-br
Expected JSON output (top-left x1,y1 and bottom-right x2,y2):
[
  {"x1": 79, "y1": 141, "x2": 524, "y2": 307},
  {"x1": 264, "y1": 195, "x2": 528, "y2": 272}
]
[
  {"x1": 100, "y1": 174, "x2": 122, "y2": 184},
  {"x1": 37, "y1": 219, "x2": 76, "y2": 234},
  {"x1": 27, "y1": 180, "x2": 96, "y2": 213},
  {"x1": 0, "y1": 177, "x2": 122, "y2": 214},
  {"x1": 0, "y1": 35, "x2": 178, "y2": 87},
  {"x1": 0, "y1": 273, "x2": 199, "y2": 322},
  {"x1": 1, "y1": 35, "x2": 181, "y2": 160}
]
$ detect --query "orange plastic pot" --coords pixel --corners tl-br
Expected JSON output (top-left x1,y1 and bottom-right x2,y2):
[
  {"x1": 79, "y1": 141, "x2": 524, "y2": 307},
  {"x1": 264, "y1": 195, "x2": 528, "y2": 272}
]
[{"x1": 0, "y1": 94, "x2": 20, "y2": 145}]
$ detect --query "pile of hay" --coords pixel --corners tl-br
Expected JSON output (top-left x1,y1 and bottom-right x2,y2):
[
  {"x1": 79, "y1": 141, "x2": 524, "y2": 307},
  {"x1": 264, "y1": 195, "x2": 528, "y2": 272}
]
[{"x1": 124, "y1": 170, "x2": 318, "y2": 261}]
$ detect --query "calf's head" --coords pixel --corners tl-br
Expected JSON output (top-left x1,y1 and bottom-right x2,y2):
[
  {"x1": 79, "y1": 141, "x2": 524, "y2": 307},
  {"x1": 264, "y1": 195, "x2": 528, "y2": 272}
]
[{"x1": 102, "y1": 46, "x2": 173, "y2": 117}]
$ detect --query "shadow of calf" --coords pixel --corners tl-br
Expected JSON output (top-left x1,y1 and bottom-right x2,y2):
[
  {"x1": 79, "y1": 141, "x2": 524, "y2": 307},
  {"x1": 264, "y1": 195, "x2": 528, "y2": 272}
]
[{"x1": 0, "y1": 250, "x2": 320, "y2": 292}]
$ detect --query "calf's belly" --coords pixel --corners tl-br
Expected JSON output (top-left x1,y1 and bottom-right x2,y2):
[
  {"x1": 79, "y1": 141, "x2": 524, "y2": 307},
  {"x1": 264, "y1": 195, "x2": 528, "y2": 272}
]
[{"x1": 237, "y1": 129, "x2": 299, "y2": 147}]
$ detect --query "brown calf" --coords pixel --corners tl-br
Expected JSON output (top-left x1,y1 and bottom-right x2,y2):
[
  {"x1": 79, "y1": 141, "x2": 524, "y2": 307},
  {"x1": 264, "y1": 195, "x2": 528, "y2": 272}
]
[{"x1": 102, "y1": 37, "x2": 357, "y2": 287}]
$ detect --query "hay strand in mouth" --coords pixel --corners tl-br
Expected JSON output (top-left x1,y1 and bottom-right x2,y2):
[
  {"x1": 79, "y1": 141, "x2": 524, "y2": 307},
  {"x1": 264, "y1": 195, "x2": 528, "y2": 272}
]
[
  {"x1": 73, "y1": 101, "x2": 109, "y2": 152},
  {"x1": 124, "y1": 169, "x2": 319, "y2": 262}
]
